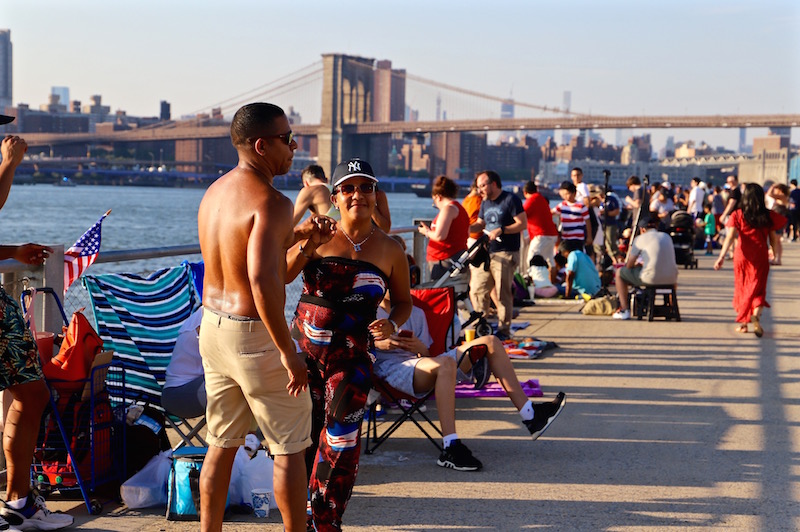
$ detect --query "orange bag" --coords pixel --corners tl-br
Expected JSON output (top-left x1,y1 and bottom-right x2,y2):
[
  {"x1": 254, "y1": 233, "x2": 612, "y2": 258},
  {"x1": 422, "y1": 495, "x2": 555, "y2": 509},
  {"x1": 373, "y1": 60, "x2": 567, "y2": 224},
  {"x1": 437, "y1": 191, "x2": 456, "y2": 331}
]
[{"x1": 43, "y1": 310, "x2": 103, "y2": 383}]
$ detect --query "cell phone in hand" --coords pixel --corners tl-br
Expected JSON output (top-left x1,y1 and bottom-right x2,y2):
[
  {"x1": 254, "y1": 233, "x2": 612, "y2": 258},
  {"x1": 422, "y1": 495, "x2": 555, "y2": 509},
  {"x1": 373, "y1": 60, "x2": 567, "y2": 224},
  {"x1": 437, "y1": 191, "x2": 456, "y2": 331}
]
[{"x1": 397, "y1": 329, "x2": 413, "y2": 338}]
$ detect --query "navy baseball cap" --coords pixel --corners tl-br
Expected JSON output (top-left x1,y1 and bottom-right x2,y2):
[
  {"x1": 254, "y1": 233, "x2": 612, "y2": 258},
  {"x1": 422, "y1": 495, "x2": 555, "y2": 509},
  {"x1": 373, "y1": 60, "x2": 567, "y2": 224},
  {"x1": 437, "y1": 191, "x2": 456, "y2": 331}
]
[
  {"x1": 0, "y1": 114, "x2": 14, "y2": 125},
  {"x1": 331, "y1": 158, "x2": 378, "y2": 189}
]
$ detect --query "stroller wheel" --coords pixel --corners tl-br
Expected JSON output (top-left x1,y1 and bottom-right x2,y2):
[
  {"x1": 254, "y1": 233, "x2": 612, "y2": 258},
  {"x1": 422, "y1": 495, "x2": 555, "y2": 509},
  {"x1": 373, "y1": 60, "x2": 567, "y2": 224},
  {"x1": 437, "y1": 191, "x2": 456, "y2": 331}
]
[{"x1": 475, "y1": 320, "x2": 493, "y2": 338}]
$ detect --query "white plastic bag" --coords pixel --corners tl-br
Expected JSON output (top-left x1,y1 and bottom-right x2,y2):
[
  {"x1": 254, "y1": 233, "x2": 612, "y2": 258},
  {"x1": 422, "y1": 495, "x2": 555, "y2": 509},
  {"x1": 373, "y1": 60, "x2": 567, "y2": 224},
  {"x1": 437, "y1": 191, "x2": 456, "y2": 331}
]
[
  {"x1": 230, "y1": 447, "x2": 277, "y2": 509},
  {"x1": 120, "y1": 449, "x2": 173, "y2": 509}
]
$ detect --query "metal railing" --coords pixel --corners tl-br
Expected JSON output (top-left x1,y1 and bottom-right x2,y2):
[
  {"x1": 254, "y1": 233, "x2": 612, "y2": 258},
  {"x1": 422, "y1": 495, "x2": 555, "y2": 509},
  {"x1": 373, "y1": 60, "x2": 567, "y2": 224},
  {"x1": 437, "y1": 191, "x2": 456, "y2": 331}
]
[{"x1": 1, "y1": 227, "x2": 424, "y2": 334}]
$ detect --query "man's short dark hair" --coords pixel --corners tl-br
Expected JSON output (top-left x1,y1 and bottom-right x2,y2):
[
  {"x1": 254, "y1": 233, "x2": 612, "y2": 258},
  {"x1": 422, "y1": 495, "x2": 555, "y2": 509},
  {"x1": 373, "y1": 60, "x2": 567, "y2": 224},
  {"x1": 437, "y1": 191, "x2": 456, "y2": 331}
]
[
  {"x1": 643, "y1": 213, "x2": 660, "y2": 228},
  {"x1": 559, "y1": 180, "x2": 576, "y2": 194},
  {"x1": 523, "y1": 181, "x2": 537, "y2": 194},
  {"x1": 478, "y1": 170, "x2": 502, "y2": 188},
  {"x1": 691, "y1": 177, "x2": 701, "y2": 185},
  {"x1": 230, "y1": 102, "x2": 285, "y2": 148},
  {"x1": 302, "y1": 164, "x2": 327, "y2": 182},
  {"x1": 571, "y1": 167, "x2": 583, "y2": 177},
  {"x1": 626, "y1": 175, "x2": 641, "y2": 187},
  {"x1": 791, "y1": 179, "x2": 797, "y2": 187}
]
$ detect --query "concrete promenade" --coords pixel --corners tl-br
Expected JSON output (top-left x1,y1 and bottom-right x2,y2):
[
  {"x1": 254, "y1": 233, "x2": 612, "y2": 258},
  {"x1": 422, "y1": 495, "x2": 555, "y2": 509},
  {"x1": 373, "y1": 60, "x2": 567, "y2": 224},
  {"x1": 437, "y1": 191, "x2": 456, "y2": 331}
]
[{"x1": 28, "y1": 244, "x2": 800, "y2": 530}]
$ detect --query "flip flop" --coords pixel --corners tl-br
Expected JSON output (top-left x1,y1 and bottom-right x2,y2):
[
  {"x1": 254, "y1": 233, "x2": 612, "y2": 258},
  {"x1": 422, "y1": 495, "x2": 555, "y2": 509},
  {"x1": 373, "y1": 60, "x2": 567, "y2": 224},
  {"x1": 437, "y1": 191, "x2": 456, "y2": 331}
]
[{"x1": 751, "y1": 315, "x2": 763, "y2": 338}]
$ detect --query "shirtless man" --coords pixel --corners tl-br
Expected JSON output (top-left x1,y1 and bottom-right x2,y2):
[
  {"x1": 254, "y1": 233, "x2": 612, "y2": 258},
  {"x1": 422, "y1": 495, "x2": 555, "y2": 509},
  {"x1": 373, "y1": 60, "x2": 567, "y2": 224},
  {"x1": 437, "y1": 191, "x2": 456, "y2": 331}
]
[
  {"x1": 292, "y1": 164, "x2": 336, "y2": 226},
  {"x1": 197, "y1": 103, "x2": 334, "y2": 532}
]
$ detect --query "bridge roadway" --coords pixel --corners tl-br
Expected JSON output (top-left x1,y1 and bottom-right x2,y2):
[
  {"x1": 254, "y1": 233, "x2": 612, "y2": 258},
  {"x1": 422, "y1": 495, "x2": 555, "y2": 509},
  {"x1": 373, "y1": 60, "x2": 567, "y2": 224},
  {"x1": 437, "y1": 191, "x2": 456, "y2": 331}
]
[
  {"x1": 31, "y1": 242, "x2": 800, "y2": 530},
  {"x1": 21, "y1": 113, "x2": 800, "y2": 147}
]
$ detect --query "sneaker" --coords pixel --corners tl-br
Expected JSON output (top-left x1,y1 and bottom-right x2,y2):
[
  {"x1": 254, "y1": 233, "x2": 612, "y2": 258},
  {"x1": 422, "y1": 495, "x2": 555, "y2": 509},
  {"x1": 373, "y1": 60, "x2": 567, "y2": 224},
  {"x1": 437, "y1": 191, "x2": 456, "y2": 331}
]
[
  {"x1": 494, "y1": 330, "x2": 511, "y2": 341},
  {"x1": 1, "y1": 490, "x2": 73, "y2": 531},
  {"x1": 436, "y1": 440, "x2": 482, "y2": 471},
  {"x1": 0, "y1": 514, "x2": 19, "y2": 532},
  {"x1": 524, "y1": 392, "x2": 566, "y2": 440},
  {"x1": 384, "y1": 399, "x2": 426, "y2": 414},
  {"x1": 612, "y1": 308, "x2": 631, "y2": 320},
  {"x1": 472, "y1": 356, "x2": 491, "y2": 390}
]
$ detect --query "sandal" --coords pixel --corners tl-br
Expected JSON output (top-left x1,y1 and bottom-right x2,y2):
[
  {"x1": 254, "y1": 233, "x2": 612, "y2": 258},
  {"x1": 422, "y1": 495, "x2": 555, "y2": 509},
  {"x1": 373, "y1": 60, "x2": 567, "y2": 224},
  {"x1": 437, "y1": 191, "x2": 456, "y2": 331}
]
[
  {"x1": 751, "y1": 314, "x2": 763, "y2": 338},
  {"x1": 735, "y1": 324, "x2": 749, "y2": 333}
]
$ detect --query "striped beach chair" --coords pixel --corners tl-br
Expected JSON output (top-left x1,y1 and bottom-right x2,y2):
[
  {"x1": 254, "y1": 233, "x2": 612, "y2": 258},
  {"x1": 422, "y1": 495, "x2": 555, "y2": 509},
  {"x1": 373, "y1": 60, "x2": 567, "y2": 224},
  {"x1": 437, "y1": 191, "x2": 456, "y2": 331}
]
[{"x1": 83, "y1": 265, "x2": 205, "y2": 450}]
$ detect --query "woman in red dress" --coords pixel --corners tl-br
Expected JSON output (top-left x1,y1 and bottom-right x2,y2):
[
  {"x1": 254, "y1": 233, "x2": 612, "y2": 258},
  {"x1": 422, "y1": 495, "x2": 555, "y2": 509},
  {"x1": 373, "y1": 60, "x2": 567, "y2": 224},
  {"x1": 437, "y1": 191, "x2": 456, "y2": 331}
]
[{"x1": 713, "y1": 183, "x2": 785, "y2": 337}]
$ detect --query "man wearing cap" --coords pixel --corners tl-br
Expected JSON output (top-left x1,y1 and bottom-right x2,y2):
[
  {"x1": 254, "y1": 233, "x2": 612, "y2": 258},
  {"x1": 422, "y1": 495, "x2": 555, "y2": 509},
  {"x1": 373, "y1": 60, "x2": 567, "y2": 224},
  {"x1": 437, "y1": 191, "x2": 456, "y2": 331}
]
[
  {"x1": 0, "y1": 116, "x2": 72, "y2": 531},
  {"x1": 197, "y1": 103, "x2": 335, "y2": 532},
  {"x1": 612, "y1": 216, "x2": 678, "y2": 320},
  {"x1": 468, "y1": 170, "x2": 526, "y2": 340}
]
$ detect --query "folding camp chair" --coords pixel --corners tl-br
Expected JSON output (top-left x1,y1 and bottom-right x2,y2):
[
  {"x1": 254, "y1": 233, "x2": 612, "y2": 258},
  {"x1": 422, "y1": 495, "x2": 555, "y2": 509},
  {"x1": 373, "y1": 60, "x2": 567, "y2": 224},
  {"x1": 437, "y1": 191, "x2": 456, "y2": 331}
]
[
  {"x1": 83, "y1": 265, "x2": 207, "y2": 450},
  {"x1": 364, "y1": 285, "x2": 487, "y2": 455}
]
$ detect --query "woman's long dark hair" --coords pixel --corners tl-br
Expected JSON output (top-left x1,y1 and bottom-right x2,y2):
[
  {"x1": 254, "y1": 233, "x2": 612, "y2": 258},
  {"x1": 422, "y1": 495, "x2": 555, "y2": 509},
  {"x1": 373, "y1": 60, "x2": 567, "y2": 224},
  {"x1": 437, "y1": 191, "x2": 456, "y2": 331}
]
[{"x1": 740, "y1": 183, "x2": 772, "y2": 229}]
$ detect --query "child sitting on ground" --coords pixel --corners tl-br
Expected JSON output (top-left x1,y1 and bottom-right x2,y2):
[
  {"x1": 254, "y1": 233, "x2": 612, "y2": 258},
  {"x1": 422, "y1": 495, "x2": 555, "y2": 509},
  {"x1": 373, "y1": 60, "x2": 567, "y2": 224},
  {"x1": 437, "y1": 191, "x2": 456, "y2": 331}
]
[{"x1": 526, "y1": 254, "x2": 559, "y2": 298}]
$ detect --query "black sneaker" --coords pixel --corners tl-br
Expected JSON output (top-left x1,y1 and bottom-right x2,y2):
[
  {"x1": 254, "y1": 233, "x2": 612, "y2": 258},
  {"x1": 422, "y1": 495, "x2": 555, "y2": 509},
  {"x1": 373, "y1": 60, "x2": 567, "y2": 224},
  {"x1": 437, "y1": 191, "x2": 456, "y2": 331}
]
[
  {"x1": 523, "y1": 392, "x2": 566, "y2": 440},
  {"x1": 436, "y1": 440, "x2": 482, "y2": 471},
  {"x1": 0, "y1": 514, "x2": 15, "y2": 532},
  {"x1": 472, "y1": 356, "x2": 491, "y2": 390}
]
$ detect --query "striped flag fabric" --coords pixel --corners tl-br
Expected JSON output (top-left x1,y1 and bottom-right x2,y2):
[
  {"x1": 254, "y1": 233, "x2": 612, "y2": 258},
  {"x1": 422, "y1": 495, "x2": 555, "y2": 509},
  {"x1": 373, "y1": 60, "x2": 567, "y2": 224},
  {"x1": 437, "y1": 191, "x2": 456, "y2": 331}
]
[{"x1": 64, "y1": 210, "x2": 110, "y2": 293}]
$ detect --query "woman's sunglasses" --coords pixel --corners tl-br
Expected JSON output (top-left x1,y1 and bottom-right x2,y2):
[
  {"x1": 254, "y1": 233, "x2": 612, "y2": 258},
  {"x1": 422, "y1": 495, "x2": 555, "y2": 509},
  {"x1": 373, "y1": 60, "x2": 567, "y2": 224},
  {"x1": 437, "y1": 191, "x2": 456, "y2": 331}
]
[{"x1": 336, "y1": 183, "x2": 377, "y2": 195}]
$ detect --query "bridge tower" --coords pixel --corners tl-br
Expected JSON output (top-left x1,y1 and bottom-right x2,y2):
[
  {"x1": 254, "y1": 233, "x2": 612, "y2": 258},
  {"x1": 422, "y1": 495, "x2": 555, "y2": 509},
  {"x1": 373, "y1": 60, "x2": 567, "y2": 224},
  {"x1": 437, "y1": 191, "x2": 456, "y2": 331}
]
[{"x1": 318, "y1": 54, "x2": 375, "y2": 176}]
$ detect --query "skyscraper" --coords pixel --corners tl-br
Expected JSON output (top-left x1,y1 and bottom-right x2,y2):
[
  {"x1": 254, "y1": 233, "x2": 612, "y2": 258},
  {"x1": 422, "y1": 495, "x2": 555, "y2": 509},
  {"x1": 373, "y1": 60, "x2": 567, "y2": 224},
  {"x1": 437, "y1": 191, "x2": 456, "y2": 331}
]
[{"x1": 0, "y1": 30, "x2": 12, "y2": 109}]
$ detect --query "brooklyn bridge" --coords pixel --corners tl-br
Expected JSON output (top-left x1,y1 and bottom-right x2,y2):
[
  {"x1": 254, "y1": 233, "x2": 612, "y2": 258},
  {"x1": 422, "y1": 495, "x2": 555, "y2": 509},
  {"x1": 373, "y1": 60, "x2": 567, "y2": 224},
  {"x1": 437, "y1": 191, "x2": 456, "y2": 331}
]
[{"x1": 16, "y1": 54, "x2": 800, "y2": 180}]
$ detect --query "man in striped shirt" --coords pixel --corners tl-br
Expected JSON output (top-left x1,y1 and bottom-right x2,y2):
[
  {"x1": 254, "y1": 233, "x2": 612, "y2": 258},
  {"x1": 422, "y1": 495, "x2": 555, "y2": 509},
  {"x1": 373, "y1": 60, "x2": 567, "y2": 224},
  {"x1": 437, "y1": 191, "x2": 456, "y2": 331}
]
[{"x1": 552, "y1": 181, "x2": 591, "y2": 251}]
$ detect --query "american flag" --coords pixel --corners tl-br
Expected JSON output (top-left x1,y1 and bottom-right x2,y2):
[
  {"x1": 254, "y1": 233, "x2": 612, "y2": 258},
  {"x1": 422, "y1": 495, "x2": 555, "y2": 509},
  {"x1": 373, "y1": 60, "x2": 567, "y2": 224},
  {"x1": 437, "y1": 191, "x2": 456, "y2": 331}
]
[{"x1": 64, "y1": 210, "x2": 110, "y2": 293}]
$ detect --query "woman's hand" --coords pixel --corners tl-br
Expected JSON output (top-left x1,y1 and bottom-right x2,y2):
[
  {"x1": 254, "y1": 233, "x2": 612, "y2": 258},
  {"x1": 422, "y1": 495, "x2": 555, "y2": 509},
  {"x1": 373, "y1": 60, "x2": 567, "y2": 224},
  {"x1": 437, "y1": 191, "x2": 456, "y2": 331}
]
[
  {"x1": 713, "y1": 255, "x2": 724, "y2": 270},
  {"x1": 368, "y1": 318, "x2": 395, "y2": 341},
  {"x1": 418, "y1": 222, "x2": 430, "y2": 238}
]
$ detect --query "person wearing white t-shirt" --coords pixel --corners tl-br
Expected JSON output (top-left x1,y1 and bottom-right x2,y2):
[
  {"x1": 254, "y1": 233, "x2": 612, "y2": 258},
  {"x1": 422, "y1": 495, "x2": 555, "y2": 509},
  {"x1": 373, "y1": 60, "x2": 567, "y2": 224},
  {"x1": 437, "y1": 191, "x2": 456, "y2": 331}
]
[
  {"x1": 571, "y1": 167, "x2": 590, "y2": 206},
  {"x1": 687, "y1": 178, "x2": 705, "y2": 220},
  {"x1": 162, "y1": 307, "x2": 206, "y2": 418}
]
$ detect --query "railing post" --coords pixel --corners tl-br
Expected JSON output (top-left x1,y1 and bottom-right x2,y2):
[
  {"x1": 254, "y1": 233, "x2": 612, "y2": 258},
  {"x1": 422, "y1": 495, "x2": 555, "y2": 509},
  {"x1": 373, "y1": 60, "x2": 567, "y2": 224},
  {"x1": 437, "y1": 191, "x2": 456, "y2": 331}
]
[
  {"x1": 412, "y1": 219, "x2": 431, "y2": 284},
  {"x1": 42, "y1": 245, "x2": 65, "y2": 332}
]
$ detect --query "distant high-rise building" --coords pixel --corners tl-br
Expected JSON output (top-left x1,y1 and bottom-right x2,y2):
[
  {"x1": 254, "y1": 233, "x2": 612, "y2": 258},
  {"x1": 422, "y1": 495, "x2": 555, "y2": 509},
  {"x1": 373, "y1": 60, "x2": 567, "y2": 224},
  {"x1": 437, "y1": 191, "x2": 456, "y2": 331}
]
[
  {"x1": 0, "y1": 30, "x2": 12, "y2": 109},
  {"x1": 562, "y1": 90, "x2": 571, "y2": 113},
  {"x1": 500, "y1": 94, "x2": 516, "y2": 142},
  {"x1": 738, "y1": 128, "x2": 747, "y2": 153},
  {"x1": 51, "y1": 86, "x2": 69, "y2": 108},
  {"x1": 436, "y1": 93, "x2": 441, "y2": 122},
  {"x1": 160, "y1": 100, "x2": 171, "y2": 121}
]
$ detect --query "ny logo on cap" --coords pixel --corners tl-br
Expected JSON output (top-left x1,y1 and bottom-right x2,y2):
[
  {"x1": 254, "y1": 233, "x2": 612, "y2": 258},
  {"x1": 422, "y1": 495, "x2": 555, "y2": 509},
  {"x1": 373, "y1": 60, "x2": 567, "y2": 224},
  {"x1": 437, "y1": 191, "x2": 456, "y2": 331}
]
[{"x1": 348, "y1": 161, "x2": 361, "y2": 172}]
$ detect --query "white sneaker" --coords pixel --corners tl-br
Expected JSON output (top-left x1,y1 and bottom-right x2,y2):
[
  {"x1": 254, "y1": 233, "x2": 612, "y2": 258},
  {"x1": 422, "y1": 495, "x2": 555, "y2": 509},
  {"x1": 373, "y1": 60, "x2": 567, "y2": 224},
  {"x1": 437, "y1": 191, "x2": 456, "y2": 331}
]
[
  {"x1": 1, "y1": 491, "x2": 73, "y2": 530},
  {"x1": 612, "y1": 309, "x2": 631, "y2": 320}
]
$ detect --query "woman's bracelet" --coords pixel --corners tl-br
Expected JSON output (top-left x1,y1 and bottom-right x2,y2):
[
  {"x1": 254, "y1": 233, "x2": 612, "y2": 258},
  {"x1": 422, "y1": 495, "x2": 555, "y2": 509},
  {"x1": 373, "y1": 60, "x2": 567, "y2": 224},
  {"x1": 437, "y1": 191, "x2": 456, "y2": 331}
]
[
  {"x1": 299, "y1": 244, "x2": 314, "y2": 260},
  {"x1": 388, "y1": 319, "x2": 399, "y2": 334}
]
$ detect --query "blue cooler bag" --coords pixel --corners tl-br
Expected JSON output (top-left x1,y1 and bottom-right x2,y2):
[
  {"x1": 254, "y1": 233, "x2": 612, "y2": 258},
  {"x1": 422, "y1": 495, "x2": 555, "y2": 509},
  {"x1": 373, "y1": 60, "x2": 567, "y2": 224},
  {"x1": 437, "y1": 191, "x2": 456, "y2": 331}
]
[{"x1": 166, "y1": 446, "x2": 230, "y2": 521}]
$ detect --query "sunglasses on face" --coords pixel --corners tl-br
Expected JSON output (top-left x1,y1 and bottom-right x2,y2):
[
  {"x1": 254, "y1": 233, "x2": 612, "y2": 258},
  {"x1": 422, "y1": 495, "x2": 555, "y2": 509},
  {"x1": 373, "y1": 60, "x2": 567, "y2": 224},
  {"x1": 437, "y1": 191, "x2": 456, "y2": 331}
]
[
  {"x1": 336, "y1": 183, "x2": 377, "y2": 195},
  {"x1": 265, "y1": 131, "x2": 294, "y2": 145}
]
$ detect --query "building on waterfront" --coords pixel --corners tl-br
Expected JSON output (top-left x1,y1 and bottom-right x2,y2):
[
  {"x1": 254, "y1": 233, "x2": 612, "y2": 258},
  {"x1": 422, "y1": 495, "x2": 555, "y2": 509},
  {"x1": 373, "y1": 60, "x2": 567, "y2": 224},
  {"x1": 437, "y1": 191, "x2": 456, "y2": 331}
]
[
  {"x1": 51, "y1": 87, "x2": 69, "y2": 108},
  {"x1": 738, "y1": 134, "x2": 792, "y2": 185},
  {"x1": 160, "y1": 101, "x2": 171, "y2": 121},
  {"x1": 0, "y1": 30, "x2": 11, "y2": 110}
]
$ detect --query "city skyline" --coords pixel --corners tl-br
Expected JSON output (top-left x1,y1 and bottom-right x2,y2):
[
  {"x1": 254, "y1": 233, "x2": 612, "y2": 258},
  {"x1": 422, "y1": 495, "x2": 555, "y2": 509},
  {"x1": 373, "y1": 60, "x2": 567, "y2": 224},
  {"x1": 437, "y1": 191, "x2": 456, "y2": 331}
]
[{"x1": 2, "y1": 0, "x2": 799, "y2": 151}]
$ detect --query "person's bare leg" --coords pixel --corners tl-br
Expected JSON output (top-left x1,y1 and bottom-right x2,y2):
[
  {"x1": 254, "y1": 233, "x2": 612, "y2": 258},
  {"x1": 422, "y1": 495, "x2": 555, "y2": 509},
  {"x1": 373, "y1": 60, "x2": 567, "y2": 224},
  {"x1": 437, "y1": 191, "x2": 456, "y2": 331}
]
[
  {"x1": 414, "y1": 357, "x2": 458, "y2": 435},
  {"x1": 199, "y1": 445, "x2": 237, "y2": 532},
  {"x1": 272, "y1": 451, "x2": 308, "y2": 532},
  {"x1": 4, "y1": 379, "x2": 49, "y2": 501},
  {"x1": 460, "y1": 336, "x2": 528, "y2": 411},
  {"x1": 615, "y1": 271, "x2": 630, "y2": 311}
]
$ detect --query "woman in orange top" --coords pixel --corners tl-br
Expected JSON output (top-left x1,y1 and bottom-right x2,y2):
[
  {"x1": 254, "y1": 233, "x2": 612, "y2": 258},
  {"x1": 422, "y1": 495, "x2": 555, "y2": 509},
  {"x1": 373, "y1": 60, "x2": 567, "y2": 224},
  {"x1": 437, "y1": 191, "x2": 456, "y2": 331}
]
[{"x1": 419, "y1": 175, "x2": 470, "y2": 280}]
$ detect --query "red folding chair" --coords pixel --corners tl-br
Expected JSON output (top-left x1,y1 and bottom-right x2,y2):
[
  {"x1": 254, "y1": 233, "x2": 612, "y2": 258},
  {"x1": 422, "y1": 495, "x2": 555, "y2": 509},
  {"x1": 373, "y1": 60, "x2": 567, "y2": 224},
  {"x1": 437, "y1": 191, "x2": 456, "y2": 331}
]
[{"x1": 364, "y1": 286, "x2": 487, "y2": 455}]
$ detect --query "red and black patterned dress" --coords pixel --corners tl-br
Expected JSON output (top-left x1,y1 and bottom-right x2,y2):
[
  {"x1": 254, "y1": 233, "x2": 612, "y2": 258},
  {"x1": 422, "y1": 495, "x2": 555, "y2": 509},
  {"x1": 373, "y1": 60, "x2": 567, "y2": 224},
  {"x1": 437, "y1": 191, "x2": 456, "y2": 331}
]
[{"x1": 293, "y1": 257, "x2": 388, "y2": 531}]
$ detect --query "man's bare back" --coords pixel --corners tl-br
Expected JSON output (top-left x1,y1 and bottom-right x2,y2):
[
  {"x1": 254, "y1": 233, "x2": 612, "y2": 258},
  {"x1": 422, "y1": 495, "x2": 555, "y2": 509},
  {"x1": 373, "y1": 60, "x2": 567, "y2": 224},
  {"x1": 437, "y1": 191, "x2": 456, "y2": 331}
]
[{"x1": 293, "y1": 182, "x2": 333, "y2": 226}]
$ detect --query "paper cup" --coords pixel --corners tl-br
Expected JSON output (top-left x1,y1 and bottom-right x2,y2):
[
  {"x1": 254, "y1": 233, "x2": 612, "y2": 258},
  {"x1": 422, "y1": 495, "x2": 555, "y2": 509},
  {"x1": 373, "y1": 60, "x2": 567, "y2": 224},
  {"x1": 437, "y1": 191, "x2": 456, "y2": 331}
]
[
  {"x1": 251, "y1": 488, "x2": 271, "y2": 518},
  {"x1": 464, "y1": 329, "x2": 476, "y2": 343},
  {"x1": 35, "y1": 332, "x2": 55, "y2": 364}
]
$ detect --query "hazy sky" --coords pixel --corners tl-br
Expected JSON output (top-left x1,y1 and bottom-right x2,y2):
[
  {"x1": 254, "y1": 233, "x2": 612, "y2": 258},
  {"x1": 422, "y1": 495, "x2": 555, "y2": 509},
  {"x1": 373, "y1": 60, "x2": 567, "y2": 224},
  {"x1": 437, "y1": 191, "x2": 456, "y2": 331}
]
[{"x1": 3, "y1": 0, "x2": 799, "y2": 150}]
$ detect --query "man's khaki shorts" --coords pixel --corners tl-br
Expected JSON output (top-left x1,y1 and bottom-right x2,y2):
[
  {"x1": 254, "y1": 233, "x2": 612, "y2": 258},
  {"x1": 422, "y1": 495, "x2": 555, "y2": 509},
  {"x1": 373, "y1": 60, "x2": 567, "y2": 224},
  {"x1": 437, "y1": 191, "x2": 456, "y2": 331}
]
[{"x1": 200, "y1": 308, "x2": 311, "y2": 455}]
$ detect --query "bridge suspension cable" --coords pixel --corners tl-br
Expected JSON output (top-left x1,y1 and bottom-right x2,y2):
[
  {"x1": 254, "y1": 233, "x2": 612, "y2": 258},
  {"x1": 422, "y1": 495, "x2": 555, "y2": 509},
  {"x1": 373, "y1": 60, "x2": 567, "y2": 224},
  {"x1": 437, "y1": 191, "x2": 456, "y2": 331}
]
[
  {"x1": 404, "y1": 72, "x2": 592, "y2": 117},
  {"x1": 189, "y1": 60, "x2": 323, "y2": 117}
]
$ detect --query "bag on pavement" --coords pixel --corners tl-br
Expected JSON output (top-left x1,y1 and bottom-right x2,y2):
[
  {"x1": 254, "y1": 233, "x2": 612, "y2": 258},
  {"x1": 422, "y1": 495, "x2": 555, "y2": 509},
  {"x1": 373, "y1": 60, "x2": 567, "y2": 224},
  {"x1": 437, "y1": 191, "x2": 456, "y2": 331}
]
[
  {"x1": 120, "y1": 450, "x2": 173, "y2": 509},
  {"x1": 581, "y1": 294, "x2": 618, "y2": 316}
]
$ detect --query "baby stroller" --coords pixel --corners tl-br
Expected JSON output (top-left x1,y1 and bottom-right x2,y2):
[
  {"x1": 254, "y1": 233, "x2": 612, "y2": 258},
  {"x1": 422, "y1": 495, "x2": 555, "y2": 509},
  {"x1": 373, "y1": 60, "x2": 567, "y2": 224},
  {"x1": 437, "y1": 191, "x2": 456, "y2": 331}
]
[
  {"x1": 668, "y1": 211, "x2": 698, "y2": 269},
  {"x1": 423, "y1": 234, "x2": 493, "y2": 337}
]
